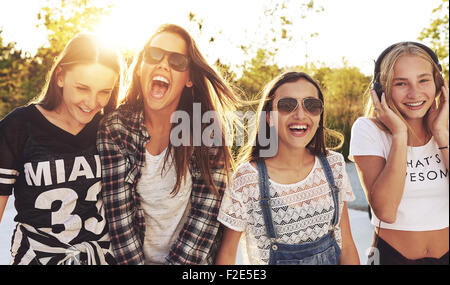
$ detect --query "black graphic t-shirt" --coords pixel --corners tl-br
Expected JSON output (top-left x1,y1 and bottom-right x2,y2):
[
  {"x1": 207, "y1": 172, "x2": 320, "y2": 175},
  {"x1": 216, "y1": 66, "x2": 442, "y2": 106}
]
[{"x1": 0, "y1": 104, "x2": 108, "y2": 247}]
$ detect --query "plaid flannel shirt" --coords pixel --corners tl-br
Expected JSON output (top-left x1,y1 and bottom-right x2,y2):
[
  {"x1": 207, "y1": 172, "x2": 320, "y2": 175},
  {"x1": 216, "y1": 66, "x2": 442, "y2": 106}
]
[{"x1": 97, "y1": 105, "x2": 226, "y2": 265}]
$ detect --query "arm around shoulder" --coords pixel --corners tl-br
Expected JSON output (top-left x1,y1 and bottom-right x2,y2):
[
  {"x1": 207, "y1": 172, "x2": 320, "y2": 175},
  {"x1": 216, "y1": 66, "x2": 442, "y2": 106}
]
[{"x1": 96, "y1": 113, "x2": 145, "y2": 264}]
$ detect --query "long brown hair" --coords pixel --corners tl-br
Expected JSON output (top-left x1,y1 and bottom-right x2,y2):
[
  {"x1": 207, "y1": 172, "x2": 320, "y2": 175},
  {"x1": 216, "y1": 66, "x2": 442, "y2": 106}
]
[
  {"x1": 122, "y1": 24, "x2": 242, "y2": 196},
  {"x1": 34, "y1": 33, "x2": 123, "y2": 114},
  {"x1": 238, "y1": 71, "x2": 343, "y2": 165}
]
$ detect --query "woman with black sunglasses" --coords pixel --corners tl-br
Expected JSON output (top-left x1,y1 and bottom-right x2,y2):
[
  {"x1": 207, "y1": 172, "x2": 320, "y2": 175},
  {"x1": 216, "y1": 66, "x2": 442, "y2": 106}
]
[
  {"x1": 216, "y1": 71, "x2": 359, "y2": 265},
  {"x1": 96, "y1": 24, "x2": 242, "y2": 265}
]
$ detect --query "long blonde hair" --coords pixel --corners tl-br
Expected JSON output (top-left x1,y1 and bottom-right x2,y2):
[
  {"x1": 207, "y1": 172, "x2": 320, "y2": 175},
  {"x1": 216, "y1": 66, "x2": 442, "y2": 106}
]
[{"x1": 365, "y1": 42, "x2": 445, "y2": 141}]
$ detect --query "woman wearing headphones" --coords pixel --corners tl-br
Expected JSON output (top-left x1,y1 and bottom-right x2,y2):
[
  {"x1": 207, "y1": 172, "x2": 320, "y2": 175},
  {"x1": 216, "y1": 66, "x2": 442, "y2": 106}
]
[{"x1": 350, "y1": 42, "x2": 449, "y2": 265}]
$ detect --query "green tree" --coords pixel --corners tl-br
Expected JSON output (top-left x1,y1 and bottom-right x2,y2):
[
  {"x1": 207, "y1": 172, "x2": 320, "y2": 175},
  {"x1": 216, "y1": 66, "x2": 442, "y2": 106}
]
[
  {"x1": 186, "y1": 1, "x2": 323, "y2": 79},
  {"x1": 214, "y1": 59, "x2": 238, "y2": 85},
  {"x1": 418, "y1": 0, "x2": 449, "y2": 81},
  {"x1": 237, "y1": 48, "x2": 281, "y2": 101},
  {"x1": 37, "y1": 0, "x2": 111, "y2": 54},
  {"x1": 1, "y1": 0, "x2": 113, "y2": 119},
  {"x1": 320, "y1": 64, "x2": 370, "y2": 159},
  {"x1": 0, "y1": 31, "x2": 33, "y2": 118},
  {"x1": 28, "y1": 0, "x2": 112, "y2": 102},
  {"x1": 288, "y1": 61, "x2": 370, "y2": 158},
  {"x1": 259, "y1": 0, "x2": 323, "y2": 60}
]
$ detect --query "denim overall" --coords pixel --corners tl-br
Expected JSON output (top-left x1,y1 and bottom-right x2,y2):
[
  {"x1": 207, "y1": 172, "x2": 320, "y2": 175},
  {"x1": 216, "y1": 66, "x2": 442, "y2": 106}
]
[{"x1": 256, "y1": 155, "x2": 341, "y2": 265}]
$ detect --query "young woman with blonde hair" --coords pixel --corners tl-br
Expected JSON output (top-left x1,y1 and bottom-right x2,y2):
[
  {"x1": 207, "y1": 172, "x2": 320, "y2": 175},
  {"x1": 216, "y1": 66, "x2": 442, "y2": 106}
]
[{"x1": 350, "y1": 42, "x2": 449, "y2": 265}]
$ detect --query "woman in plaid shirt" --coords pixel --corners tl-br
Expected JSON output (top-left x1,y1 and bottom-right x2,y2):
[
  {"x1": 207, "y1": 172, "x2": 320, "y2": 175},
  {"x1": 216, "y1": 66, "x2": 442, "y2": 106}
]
[{"x1": 97, "y1": 24, "x2": 241, "y2": 265}]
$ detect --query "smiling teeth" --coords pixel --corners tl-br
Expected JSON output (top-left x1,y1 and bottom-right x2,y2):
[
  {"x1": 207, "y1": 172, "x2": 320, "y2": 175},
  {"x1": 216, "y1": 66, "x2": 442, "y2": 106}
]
[
  {"x1": 153, "y1": 75, "x2": 169, "y2": 84},
  {"x1": 289, "y1": 124, "x2": 307, "y2": 130},
  {"x1": 80, "y1": 107, "x2": 92, "y2": 113},
  {"x1": 405, "y1": 102, "x2": 424, "y2": 107}
]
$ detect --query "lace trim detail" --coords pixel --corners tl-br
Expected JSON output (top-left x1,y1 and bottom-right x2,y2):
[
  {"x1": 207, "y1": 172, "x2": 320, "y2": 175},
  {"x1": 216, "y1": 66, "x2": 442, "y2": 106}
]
[{"x1": 218, "y1": 151, "x2": 354, "y2": 265}]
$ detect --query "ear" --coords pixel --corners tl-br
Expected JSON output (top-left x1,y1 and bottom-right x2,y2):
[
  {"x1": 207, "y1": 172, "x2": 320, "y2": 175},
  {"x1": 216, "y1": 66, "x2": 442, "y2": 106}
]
[
  {"x1": 186, "y1": 80, "x2": 193, "y2": 88},
  {"x1": 56, "y1": 67, "x2": 65, "y2": 88}
]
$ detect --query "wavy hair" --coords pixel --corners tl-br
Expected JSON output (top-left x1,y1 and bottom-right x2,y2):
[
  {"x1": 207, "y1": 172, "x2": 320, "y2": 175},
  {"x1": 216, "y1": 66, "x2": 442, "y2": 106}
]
[
  {"x1": 238, "y1": 71, "x2": 344, "y2": 165},
  {"x1": 121, "y1": 24, "x2": 242, "y2": 196},
  {"x1": 365, "y1": 42, "x2": 445, "y2": 141}
]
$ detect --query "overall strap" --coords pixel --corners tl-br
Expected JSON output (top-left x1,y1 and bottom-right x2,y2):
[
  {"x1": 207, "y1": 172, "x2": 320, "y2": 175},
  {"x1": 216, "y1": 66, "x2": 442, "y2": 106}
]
[
  {"x1": 318, "y1": 154, "x2": 340, "y2": 227},
  {"x1": 256, "y1": 158, "x2": 277, "y2": 240}
]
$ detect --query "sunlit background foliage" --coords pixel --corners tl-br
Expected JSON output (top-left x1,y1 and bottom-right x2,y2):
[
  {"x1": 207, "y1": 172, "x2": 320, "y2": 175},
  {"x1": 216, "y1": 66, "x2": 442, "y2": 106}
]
[{"x1": 0, "y1": 0, "x2": 448, "y2": 160}]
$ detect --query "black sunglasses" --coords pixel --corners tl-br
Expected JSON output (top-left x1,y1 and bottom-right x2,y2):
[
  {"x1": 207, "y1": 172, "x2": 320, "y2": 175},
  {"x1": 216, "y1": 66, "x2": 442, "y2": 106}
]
[
  {"x1": 276, "y1": 97, "x2": 323, "y2": 116},
  {"x1": 144, "y1": 46, "x2": 190, "y2": 72}
]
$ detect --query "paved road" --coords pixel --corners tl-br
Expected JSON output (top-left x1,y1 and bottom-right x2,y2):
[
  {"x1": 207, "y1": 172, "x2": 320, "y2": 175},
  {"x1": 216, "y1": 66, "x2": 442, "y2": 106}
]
[
  {"x1": 0, "y1": 162, "x2": 373, "y2": 265},
  {"x1": 346, "y1": 162, "x2": 369, "y2": 211}
]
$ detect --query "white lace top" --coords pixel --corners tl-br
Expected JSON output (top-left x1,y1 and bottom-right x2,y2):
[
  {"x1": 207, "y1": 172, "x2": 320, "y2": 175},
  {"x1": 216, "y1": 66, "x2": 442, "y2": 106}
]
[{"x1": 217, "y1": 151, "x2": 355, "y2": 265}]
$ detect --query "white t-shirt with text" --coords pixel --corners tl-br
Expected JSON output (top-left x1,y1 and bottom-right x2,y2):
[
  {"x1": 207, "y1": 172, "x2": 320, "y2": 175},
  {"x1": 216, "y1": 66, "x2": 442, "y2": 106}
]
[{"x1": 349, "y1": 117, "x2": 449, "y2": 231}]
